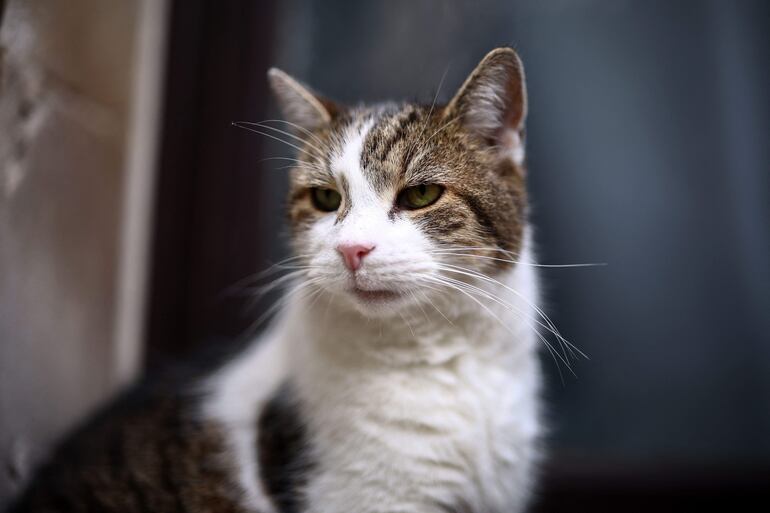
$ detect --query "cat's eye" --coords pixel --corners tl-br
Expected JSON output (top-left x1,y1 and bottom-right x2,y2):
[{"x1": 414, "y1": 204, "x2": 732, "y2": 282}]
[
  {"x1": 311, "y1": 188, "x2": 342, "y2": 212},
  {"x1": 398, "y1": 184, "x2": 444, "y2": 210}
]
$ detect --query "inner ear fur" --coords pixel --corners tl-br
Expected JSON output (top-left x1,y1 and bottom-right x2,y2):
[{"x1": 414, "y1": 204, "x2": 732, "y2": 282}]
[
  {"x1": 443, "y1": 47, "x2": 527, "y2": 156},
  {"x1": 268, "y1": 68, "x2": 342, "y2": 132}
]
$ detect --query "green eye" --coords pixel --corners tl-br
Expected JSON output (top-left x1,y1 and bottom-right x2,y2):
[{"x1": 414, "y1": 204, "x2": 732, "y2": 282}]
[
  {"x1": 311, "y1": 188, "x2": 342, "y2": 212},
  {"x1": 398, "y1": 184, "x2": 444, "y2": 210}
]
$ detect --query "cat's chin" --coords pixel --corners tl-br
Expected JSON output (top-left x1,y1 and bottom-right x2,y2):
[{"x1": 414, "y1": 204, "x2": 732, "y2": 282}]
[
  {"x1": 351, "y1": 287, "x2": 401, "y2": 303},
  {"x1": 342, "y1": 286, "x2": 414, "y2": 317}
]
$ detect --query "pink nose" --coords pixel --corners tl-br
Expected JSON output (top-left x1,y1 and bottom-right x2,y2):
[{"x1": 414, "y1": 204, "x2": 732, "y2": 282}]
[{"x1": 336, "y1": 243, "x2": 375, "y2": 271}]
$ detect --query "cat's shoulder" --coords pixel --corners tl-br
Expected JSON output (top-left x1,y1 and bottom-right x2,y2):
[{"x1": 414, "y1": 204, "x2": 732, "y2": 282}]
[{"x1": 7, "y1": 345, "x2": 249, "y2": 512}]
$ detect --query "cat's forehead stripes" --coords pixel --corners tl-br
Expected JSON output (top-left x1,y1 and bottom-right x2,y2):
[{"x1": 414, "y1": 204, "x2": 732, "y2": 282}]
[
  {"x1": 360, "y1": 106, "x2": 424, "y2": 191},
  {"x1": 318, "y1": 106, "x2": 438, "y2": 199},
  {"x1": 326, "y1": 106, "x2": 430, "y2": 197}
]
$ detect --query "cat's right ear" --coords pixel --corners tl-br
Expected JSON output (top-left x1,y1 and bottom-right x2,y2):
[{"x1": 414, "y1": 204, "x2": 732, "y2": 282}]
[
  {"x1": 267, "y1": 68, "x2": 339, "y2": 131},
  {"x1": 443, "y1": 48, "x2": 527, "y2": 165}
]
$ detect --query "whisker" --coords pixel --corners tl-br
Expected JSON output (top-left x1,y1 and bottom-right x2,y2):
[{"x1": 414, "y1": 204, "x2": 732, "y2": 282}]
[
  {"x1": 242, "y1": 271, "x2": 322, "y2": 312},
  {"x1": 306, "y1": 283, "x2": 330, "y2": 312},
  {"x1": 258, "y1": 156, "x2": 326, "y2": 172},
  {"x1": 226, "y1": 254, "x2": 316, "y2": 285},
  {"x1": 424, "y1": 115, "x2": 461, "y2": 146},
  {"x1": 239, "y1": 278, "x2": 322, "y2": 341},
  {"x1": 410, "y1": 290, "x2": 432, "y2": 323},
  {"x1": 429, "y1": 271, "x2": 575, "y2": 365},
  {"x1": 415, "y1": 286, "x2": 454, "y2": 326},
  {"x1": 437, "y1": 263, "x2": 579, "y2": 356},
  {"x1": 236, "y1": 121, "x2": 327, "y2": 157},
  {"x1": 254, "y1": 118, "x2": 327, "y2": 147},
  {"x1": 232, "y1": 122, "x2": 321, "y2": 161},
  {"x1": 420, "y1": 274, "x2": 574, "y2": 377},
  {"x1": 417, "y1": 66, "x2": 449, "y2": 140},
  {"x1": 404, "y1": 65, "x2": 450, "y2": 167},
  {"x1": 429, "y1": 247, "x2": 606, "y2": 268},
  {"x1": 436, "y1": 263, "x2": 588, "y2": 361},
  {"x1": 321, "y1": 286, "x2": 336, "y2": 323},
  {"x1": 417, "y1": 271, "x2": 574, "y2": 364},
  {"x1": 399, "y1": 310, "x2": 417, "y2": 338}
]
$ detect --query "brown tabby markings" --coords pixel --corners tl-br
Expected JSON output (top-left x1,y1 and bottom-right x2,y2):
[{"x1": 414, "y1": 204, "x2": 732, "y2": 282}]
[
  {"x1": 8, "y1": 390, "x2": 245, "y2": 513},
  {"x1": 360, "y1": 106, "x2": 421, "y2": 188}
]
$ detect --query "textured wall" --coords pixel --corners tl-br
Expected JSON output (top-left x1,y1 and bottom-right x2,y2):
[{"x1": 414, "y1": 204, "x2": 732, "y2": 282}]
[{"x1": 0, "y1": 0, "x2": 152, "y2": 502}]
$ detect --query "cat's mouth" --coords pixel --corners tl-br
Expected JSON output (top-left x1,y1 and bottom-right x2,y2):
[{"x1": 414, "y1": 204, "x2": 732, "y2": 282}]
[{"x1": 350, "y1": 287, "x2": 402, "y2": 303}]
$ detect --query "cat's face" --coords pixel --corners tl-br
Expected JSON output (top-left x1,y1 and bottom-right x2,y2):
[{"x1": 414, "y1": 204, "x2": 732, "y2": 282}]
[{"x1": 268, "y1": 48, "x2": 528, "y2": 317}]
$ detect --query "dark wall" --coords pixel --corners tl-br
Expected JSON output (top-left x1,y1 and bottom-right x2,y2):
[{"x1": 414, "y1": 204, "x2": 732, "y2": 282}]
[{"x1": 147, "y1": 0, "x2": 278, "y2": 364}]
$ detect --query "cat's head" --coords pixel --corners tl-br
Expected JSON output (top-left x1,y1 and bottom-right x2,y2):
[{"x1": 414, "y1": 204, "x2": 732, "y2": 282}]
[{"x1": 267, "y1": 48, "x2": 529, "y2": 318}]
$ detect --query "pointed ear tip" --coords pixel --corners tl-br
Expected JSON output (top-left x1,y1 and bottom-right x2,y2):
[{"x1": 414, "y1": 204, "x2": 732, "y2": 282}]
[
  {"x1": 488, "y1": 47, "x2": 518, "y2": 57},
  {"x1": 267, "y1": 67, "x2": 283, "y2": 81},
  {"x1": 485, "y1": 47, "x2": 524, "y2": 68}
]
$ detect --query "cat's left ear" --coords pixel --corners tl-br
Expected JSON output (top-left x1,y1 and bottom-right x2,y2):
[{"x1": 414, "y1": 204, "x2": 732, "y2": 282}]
[
  {"x1": 444, "y1": 47, "x2": 527, "y2": 164},
  {"x1": 268, "y1": 68, "x2": 341, "y2": 131}
]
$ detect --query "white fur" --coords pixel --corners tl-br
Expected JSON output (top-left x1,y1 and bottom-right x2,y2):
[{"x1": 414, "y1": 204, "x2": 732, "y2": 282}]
[
  {"x1": 203, "y1": 322, "x2": 287, "y2": 513},
  {"x1": 203, "y1": 121, "x2": 542, "y2": 512}
]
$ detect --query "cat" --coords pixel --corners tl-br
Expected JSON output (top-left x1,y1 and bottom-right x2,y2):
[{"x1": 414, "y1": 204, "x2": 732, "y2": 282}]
[{"x1": 8, "y1": 47, "x2": 544, "y2": 513}]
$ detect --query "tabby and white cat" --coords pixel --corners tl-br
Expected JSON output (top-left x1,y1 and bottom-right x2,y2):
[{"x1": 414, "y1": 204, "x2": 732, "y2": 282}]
[{"x1": 10, "y1": 48, "x2": 544, "y2": 513}]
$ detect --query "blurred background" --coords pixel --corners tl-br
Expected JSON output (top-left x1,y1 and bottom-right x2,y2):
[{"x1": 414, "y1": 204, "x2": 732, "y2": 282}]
[{"x1": 1, "y1": 0, "x2": 768, "y2": 510}]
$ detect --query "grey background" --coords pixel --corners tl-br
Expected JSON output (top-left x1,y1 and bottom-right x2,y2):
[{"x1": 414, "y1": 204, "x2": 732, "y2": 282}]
[{"x1": 262, "y1": 0, "x2": 770, "y2": 466}]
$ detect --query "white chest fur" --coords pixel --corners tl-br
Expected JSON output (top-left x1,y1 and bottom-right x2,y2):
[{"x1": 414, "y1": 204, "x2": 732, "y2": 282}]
[{"x1": 295, "y1": 341, "x2": 541, "y2": 513}]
